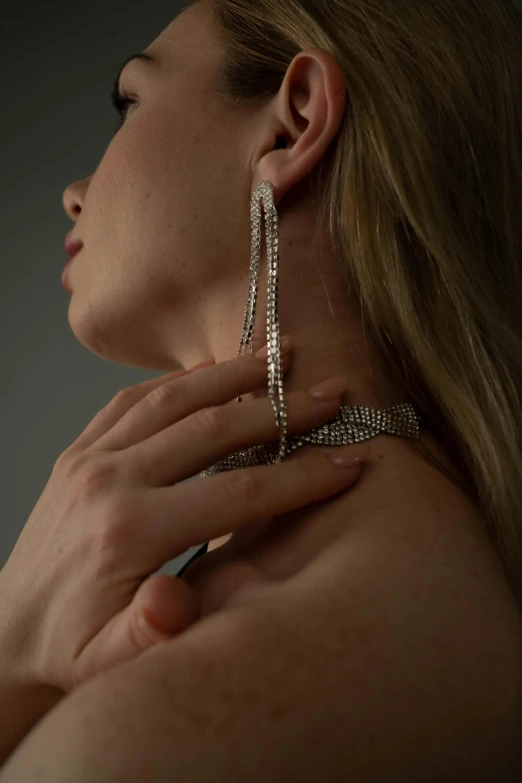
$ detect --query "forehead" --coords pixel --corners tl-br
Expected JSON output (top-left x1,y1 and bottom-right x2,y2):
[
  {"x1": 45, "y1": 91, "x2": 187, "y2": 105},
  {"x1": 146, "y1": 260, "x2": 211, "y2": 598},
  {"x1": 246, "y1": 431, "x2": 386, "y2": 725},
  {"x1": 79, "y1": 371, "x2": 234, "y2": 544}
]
[{"x1": 147, "y1": 2, "x2": 218, "y2": 70}]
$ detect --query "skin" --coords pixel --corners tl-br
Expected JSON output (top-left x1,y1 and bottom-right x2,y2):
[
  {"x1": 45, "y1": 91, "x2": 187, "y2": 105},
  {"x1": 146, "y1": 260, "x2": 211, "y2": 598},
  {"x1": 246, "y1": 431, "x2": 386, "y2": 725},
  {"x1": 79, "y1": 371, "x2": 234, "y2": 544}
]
[
  {"x1": 62, "y1": 0, "x2": 483, "y2": 567},
  {"x1": 52, "y1": 5, "x2": 522, "y2": 777}
]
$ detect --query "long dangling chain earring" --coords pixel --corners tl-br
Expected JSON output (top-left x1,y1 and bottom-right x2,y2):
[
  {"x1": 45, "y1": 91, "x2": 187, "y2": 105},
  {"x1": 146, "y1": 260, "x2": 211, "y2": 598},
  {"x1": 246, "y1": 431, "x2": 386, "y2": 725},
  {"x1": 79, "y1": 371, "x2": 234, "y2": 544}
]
[
  {"x1": 236, "y1": 181, "x2": 288, "y2": 463},
  {"x1": 199, "y1": 180, "x2": 424, "y2": 480}
]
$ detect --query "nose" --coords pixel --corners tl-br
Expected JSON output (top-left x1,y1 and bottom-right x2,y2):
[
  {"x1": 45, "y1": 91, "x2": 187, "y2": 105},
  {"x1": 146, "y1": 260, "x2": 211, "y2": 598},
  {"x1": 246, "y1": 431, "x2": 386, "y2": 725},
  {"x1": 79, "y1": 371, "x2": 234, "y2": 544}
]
[{"x1": 62, "y1": 176, "x2": 91, "y2": 222}]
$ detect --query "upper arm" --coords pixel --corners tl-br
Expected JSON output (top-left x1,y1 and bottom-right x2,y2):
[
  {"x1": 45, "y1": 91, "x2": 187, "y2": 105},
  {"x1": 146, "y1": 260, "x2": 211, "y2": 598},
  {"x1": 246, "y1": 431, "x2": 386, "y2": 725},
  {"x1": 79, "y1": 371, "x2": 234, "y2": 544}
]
[{"x1": 1, "y1": 532, "x2": 520, "y2": 783}]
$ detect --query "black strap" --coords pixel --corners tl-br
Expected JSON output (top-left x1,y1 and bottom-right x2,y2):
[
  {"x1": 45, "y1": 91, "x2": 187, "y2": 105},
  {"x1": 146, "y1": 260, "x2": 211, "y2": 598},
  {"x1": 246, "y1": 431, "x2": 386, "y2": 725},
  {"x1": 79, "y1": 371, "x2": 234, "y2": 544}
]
[{"x1": 175, "y1": 542, "x2": 209, "y2": 579}]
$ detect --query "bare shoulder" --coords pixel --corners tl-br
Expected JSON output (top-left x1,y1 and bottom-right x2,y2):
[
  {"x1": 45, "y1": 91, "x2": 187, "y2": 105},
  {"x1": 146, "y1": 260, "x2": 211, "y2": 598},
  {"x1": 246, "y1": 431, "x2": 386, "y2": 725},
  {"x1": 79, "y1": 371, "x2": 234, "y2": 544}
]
[
  {"x1": 196, "y1": 427, "x2": 522, "y2": 647},
  {"x1": 204, "y1": 486, "x2": 521, "y2": 781},
  {"x1": 228, "y1": 432, "x2": 522, "y2": 776},
  {"x1": 185, "y1": 430, "x2": 522, "y2": 777},
  {"x1": 288, "y1": 494, "x2": 522, "y2": 776},
  {"x1": 3, "y1": 441, "x2": 519, "y2": 781},
  {"x1": 313, "y1": 427, "x2": 522, "y2": 657}
]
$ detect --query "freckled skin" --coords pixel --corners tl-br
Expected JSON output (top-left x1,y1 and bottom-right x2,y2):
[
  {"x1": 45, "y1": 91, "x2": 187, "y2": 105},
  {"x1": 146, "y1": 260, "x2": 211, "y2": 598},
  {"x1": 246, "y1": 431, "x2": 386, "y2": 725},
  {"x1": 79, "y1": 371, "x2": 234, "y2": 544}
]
[
  {"x1": 61, "y1": 14, "x2": 521, "y2": 775},
  {"x1": 62, "y1": 3, "x2": 481, "y2": 616}
]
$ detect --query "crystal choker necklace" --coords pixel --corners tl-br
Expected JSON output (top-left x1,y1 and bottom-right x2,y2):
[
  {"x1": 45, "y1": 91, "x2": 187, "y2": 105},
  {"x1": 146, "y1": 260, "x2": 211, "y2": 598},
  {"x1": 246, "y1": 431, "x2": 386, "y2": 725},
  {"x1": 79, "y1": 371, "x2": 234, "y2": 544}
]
[{"x1": 200, "y1": 401, "x2": 427, "y2": 478}]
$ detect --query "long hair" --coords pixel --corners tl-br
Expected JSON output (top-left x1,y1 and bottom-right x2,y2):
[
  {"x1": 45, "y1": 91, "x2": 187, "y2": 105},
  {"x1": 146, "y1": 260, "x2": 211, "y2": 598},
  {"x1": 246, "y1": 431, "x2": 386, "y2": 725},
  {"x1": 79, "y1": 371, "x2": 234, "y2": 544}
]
[{"x1": 207, "y1": 0, "x2": 522, "y2": 607}]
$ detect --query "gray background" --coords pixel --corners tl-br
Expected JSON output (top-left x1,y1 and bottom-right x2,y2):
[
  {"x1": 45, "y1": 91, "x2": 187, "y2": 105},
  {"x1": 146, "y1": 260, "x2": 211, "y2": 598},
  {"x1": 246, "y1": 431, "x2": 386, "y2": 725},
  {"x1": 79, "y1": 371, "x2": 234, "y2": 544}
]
[{"x1": 0, "y1": 0, "x2": 204, "y2": 575}]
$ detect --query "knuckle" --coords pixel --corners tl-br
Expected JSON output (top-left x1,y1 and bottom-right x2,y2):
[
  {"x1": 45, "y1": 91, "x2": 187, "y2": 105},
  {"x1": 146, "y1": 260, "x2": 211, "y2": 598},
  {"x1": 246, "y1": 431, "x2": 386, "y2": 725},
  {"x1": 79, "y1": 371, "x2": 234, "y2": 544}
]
[
  {"x1": 222, "y1": 467, "x2": 263, "y2": 504},
  {"x1": 53, "y1": 449, "x2": 88, "y2": 478},
  {"x1": 75, "y1": 455, "x2": 120, "y2": 498},
  {"x1": 53, "y1": 448, "x2": 72, "y2": 472},
  {"x1": 88, "y1": 495, "x2": 142, "y2": 569},
  {"x1": 113, "y1": 387, "x2": 139, "y2": 405},
  {"x1": 189, "y1": 405, "x2": 231, "y2": 438},
  {"x1": 145, "y1": 380, "x2": 178, "y2": 408}
]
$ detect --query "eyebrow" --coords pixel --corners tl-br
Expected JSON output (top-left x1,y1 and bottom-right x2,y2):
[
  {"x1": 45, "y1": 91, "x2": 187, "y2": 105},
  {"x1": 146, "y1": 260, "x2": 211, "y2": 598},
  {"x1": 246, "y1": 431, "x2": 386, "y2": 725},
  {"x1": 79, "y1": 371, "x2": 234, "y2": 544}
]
[{"x1": 113, "y1": 52, "x2": 156, "y2": 94}]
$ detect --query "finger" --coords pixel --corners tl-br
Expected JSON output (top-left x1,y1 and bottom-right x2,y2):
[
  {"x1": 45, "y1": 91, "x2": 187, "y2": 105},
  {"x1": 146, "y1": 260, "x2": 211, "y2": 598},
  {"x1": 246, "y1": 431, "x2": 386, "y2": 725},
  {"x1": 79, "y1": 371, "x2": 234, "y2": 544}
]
[
  {"x1": 63, "y1": 360, "x2": 216, "y2": 455},
  {"x1": 92, "y1": 347, "x2": 293, "y2": 454},
  {"x1": 131, "y1": 444, "x2": 370, "y2": 568},
  {"x1": 133, "y1": 389, "x2": 345, "y2": 487}
]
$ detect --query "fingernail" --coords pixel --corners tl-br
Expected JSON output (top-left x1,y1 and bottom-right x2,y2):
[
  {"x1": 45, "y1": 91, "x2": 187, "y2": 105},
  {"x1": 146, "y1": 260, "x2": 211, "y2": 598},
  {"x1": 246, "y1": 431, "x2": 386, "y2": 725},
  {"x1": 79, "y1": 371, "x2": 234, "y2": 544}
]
[
  {"x1": 256, "y1": 335, "x2": 292, "y2": 361},
  {"x1": 328, "y1": 444, "x2": 371, "y2": 468},
  {"x1": 308, "y1": 377, "x2": 349, "y2": 401}
]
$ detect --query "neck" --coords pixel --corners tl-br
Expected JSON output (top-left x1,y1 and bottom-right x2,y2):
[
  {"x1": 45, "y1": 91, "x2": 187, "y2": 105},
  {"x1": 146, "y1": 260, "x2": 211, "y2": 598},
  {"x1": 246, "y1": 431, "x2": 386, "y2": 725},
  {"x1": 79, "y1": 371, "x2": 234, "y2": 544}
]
[{"x1": 210, "y1": 209, "x2": 397, "y2": 412}]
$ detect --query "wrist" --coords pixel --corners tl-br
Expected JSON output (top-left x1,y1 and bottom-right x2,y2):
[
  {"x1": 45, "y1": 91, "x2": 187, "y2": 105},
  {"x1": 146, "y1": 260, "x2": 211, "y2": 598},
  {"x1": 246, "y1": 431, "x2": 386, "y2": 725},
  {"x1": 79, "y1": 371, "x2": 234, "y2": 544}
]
[
  {"x1": 0, "y1": 585, "x2": 65, "y2": 767},
  {"x1": 0, "y1": 675, "x2": 65, "y2": 768}
]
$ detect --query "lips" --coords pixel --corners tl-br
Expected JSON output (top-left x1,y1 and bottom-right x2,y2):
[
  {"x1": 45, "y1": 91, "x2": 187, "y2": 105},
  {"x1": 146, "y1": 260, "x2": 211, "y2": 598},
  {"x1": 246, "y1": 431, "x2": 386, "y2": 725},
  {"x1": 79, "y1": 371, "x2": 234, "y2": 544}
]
[{"x1": 65, "y1": 235, "x2": 84, "y2": 259}]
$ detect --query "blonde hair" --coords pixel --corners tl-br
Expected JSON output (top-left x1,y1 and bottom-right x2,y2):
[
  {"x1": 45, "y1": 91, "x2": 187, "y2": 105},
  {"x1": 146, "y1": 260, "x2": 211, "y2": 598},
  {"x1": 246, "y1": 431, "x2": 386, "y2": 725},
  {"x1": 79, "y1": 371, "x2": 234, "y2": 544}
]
[{"x1": 207, "y1": 0, "x2": 522, "y2": 607}]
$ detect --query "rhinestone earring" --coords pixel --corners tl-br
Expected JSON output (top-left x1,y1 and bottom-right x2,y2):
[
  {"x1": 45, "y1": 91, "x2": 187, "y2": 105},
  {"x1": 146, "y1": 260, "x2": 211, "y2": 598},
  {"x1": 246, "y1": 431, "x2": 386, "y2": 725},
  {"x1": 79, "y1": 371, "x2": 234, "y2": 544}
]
[
  {"x1": 199, "y1": 180, "x2": 423, "y2": 480},
  {"x1": 236, "y1": 181, "x2": 288, "y2": 463}
]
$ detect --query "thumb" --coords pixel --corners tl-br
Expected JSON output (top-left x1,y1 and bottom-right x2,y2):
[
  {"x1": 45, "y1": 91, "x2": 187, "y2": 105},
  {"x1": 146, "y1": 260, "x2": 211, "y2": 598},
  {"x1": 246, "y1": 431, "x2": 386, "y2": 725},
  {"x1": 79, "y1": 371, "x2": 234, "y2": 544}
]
[{"x1": 132, "y1": 574, "x2": 202, "y2": 647}]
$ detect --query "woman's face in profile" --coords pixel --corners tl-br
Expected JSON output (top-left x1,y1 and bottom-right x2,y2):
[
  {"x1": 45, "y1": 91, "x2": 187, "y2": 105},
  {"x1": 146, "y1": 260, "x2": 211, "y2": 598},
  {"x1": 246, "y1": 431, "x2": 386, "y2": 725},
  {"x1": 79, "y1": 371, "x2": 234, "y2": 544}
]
[{"x1": 62, "y1": 1, "x2": 257, "y2": 373}]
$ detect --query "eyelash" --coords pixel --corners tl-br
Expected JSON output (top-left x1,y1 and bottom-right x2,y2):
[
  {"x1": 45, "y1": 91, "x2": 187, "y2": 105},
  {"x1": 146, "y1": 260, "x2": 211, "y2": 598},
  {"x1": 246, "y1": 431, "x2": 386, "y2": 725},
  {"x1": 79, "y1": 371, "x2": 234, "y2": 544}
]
[{"x1": 111, "y1": 87, "x2": 137, "y2": 135}]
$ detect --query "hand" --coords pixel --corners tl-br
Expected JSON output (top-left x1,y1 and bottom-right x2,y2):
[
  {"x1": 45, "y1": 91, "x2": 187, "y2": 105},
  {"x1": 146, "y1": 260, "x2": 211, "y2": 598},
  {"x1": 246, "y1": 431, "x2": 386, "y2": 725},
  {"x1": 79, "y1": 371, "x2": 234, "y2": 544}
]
[{"x1": 0, "y1": 344, "x2": 369, "y2": 694}]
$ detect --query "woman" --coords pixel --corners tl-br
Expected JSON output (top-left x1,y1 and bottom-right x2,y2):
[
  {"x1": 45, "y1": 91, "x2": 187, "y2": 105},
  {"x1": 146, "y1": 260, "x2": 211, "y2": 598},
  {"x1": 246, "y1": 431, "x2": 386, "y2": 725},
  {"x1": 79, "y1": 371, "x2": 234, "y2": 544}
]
[{"x1": 0, "y1": 0, "x2": 521, "y2": 780}]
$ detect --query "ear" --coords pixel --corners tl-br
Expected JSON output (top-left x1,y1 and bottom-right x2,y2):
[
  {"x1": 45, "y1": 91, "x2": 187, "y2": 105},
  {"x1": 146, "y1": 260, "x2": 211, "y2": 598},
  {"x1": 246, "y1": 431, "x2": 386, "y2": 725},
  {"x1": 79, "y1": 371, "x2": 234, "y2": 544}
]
[{"x1": 251, "y1": 47, "x2": 347, "y2": 206}]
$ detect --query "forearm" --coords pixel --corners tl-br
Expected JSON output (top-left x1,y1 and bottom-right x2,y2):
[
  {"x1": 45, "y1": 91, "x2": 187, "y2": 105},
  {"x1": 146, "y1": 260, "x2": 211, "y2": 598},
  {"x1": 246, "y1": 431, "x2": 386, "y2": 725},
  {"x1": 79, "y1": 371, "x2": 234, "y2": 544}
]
[
  {"x1": 0, "y1": 677, "x2": 64, "y2": 767},
  {"x1": 0, "y1": 567, "x2": 67, "y2": 766}
]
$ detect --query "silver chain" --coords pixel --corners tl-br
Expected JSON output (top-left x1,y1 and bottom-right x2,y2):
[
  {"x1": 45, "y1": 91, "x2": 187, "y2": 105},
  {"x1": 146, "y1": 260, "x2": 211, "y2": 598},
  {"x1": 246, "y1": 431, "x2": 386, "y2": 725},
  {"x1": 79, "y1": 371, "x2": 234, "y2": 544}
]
[{"x1": 200, "y1": 181, "x2": 424, "y2": 480}]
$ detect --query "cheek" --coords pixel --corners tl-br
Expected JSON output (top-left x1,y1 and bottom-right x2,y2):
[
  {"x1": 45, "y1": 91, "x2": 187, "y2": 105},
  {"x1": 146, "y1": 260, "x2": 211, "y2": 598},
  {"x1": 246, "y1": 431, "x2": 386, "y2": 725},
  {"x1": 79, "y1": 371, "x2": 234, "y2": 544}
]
[{"x1": 87, "y1": 102, "x2": 248, "y2": 290}]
